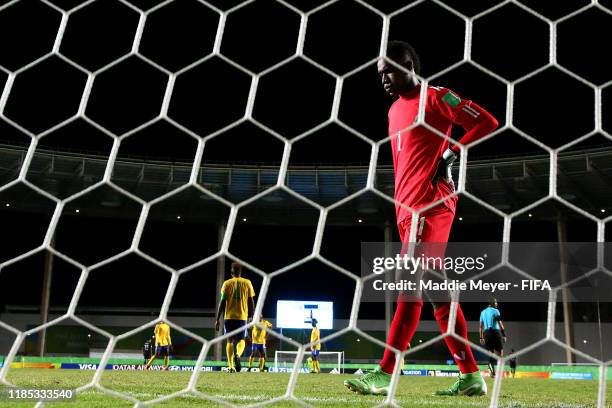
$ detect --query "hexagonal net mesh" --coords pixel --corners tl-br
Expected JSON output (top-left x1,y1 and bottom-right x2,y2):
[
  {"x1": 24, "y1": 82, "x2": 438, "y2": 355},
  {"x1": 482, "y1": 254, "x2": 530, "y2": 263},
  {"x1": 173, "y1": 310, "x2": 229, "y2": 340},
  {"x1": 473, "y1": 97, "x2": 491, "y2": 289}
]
[{"x1": 0, "y1": 0, "x2": 610, "y2": 407}]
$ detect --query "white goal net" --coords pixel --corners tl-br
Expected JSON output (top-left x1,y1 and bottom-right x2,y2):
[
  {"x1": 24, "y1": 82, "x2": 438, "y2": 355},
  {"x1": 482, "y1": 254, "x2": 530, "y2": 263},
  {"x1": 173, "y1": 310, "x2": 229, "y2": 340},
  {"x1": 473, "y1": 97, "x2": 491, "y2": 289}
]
[{"x1": 0, "y1": 0, "x2": 610, "y2": 407}]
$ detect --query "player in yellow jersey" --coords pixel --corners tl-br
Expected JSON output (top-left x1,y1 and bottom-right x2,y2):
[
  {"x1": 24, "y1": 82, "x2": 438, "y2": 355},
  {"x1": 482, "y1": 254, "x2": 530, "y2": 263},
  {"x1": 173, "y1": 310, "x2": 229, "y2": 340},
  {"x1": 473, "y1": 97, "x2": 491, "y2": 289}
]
[
  {"x1": 215, "y1": 262, "x2": 255, "y2": 373},
  {"x1": 309, "y1": 318, "x2": 321, "y2": 373},
  {"x1": 145, "y1": 321, "x2": 172, "y2": 370},
  {"x1": 249, "y1": 317, "x2": 272, "y2": 372}
]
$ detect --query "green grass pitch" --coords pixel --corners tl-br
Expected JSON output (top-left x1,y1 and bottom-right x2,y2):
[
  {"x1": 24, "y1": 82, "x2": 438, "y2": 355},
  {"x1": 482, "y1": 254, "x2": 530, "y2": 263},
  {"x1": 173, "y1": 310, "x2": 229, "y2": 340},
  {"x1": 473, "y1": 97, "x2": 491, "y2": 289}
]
[{"x1": 2, "y1": 369, "x2": 610, "y2": 407}]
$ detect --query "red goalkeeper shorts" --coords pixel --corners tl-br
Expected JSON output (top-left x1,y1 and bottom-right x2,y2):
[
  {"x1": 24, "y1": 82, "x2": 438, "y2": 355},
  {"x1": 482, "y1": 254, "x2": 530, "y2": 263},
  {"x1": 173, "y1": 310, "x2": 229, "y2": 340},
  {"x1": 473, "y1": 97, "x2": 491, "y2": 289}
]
[
  {"x1": 397, "y1": 207, "x2": 455, "y2": 262},
  {"x1": 398, "y1": 207, "x2": 455, "y2": 244}
]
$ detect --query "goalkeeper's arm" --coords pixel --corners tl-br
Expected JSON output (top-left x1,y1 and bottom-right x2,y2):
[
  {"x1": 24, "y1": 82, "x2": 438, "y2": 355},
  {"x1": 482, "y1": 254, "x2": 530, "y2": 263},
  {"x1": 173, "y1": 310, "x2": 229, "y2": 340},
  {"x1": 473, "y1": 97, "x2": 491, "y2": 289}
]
[
  {"x1": 444, "y1": 92, "x2": 499, "y2": 151},
  {"x1": 432, "y1": 89, "x2": 499, "y2": 186}
]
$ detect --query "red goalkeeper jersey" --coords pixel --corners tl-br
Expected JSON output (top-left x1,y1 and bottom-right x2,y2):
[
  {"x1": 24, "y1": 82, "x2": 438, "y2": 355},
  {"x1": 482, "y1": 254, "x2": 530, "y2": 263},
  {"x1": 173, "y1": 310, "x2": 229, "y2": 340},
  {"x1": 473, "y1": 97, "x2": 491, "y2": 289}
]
[{"x1": 389, "y1": 84, "x2": 498, "y2": 224}]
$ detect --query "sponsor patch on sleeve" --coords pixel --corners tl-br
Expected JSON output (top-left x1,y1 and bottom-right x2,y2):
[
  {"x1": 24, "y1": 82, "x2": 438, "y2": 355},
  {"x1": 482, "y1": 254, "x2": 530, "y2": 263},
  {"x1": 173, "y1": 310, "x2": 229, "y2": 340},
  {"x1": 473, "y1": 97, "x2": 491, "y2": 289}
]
[{"x1": 442, "y1": 91, "x2": 461, "y2": 107}]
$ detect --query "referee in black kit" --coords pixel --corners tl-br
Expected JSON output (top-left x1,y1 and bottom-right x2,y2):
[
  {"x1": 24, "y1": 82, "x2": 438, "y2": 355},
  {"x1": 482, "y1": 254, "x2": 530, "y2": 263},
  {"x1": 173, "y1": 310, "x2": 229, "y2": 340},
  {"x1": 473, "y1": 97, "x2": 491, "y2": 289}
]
[{"x1": 479, "y1": 298, "x2": 507, "y2": 378}]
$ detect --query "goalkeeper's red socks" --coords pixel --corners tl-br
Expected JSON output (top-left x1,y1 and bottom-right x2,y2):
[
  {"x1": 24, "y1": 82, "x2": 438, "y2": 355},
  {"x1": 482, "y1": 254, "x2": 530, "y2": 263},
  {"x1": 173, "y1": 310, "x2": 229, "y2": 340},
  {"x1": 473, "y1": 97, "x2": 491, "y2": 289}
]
[
  {"x1": 380, "y1": 298, "x2": 423, "y2": 374},
  {"x1": 434, "y1": 303, "x2": 479, "y2": 374},
  {"x1": 379, "y1": 300, "x2": 479, "y2": 375}
]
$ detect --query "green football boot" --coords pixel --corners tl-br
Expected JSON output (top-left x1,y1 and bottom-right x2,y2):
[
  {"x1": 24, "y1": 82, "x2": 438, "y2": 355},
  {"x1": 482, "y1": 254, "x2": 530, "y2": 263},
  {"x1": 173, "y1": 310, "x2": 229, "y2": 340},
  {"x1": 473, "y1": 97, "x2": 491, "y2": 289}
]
[
  {"x1": 343, "y1": 367, "x2": 391, "y2": 395},
  {"x1": 433, "y1": 371, "x2": 487, "y2": 396}
]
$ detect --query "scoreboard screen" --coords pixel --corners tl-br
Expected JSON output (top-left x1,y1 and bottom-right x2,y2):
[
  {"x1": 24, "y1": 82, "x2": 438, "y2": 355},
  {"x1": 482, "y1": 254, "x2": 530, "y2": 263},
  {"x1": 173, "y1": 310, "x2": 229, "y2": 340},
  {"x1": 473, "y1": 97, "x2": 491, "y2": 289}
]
[{"x1": 276, "y1": 300, "x2": 333, "y2": 329}]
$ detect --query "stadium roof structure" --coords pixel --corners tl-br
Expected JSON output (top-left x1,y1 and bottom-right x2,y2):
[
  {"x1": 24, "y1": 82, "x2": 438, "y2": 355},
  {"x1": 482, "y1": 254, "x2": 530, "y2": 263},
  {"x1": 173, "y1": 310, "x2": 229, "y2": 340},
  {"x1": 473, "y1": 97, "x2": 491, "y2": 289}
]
[{"x1": 1, "y1": 144, "x2": 611, "y2": 226}]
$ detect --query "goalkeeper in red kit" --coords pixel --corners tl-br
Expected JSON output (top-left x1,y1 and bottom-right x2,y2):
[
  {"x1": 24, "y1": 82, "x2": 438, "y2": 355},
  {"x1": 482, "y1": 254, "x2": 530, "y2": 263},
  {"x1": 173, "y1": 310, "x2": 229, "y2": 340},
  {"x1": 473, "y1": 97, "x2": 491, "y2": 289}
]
[{"x1": 344, "y1": 41, "x2": 499, "y2": 397}]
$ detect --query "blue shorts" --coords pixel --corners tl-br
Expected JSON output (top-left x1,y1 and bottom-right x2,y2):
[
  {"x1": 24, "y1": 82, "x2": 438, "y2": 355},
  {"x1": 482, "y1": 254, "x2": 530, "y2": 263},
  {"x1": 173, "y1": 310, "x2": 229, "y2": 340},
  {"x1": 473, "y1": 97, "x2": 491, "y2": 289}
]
[
  {"x1": 156, "y1": 345, "x2": 170, "y2": 356},
  {"x1": 224, "y1": 319, "x2": 247, "y2": 339},
  {"x1": 311, "y1": 349, "x2": 320, "y2": 358},
  {"x1": 251, "y1": 343, "x2": 265, "y2": 353}
]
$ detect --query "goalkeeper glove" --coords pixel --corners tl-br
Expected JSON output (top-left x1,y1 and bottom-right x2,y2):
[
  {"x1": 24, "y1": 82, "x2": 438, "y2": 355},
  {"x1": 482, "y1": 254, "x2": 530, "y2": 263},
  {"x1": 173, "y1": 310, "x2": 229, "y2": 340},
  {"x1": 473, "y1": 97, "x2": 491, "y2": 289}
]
[{"x1": 432, "y1": 148, "x2": 457, "y2": 186}]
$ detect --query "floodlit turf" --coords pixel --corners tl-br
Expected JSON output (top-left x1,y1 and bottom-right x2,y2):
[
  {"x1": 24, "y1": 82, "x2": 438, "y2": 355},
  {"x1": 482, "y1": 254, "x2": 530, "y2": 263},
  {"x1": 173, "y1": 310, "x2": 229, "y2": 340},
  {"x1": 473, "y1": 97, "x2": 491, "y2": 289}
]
[{"x1": 2, "y1": 369, "x2": 609, "y2": 407}]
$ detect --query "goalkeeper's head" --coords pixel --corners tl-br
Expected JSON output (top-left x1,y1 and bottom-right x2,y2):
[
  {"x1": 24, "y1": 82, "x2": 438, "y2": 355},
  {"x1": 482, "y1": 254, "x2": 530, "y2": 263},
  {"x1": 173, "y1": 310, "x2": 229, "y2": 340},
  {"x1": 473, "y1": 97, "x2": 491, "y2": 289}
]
[
  {"x1": 311, "y1": 318, "x2": 318, "y2": 328},
  {"x1": 378, "y1": 40, "x2": 420, "y2": 97},
  {"x1": 231, "y1": 262, "x2": 243, "y2": 277}
]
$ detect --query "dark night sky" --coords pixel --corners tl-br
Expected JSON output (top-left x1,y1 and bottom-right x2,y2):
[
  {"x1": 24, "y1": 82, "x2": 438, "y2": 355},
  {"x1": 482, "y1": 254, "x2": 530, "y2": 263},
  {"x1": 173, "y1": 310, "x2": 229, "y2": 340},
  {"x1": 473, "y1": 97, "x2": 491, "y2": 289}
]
[{"x1": 0, "y1": 0, "x2": 611, "y2": 324}]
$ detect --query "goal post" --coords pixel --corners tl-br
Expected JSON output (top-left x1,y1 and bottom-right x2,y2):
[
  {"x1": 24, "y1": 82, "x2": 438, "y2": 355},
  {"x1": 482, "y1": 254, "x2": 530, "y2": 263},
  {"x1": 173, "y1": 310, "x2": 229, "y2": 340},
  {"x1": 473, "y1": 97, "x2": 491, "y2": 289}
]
[{"x1": 274, "y1": 350, "x2": 344, "y2": 374}]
